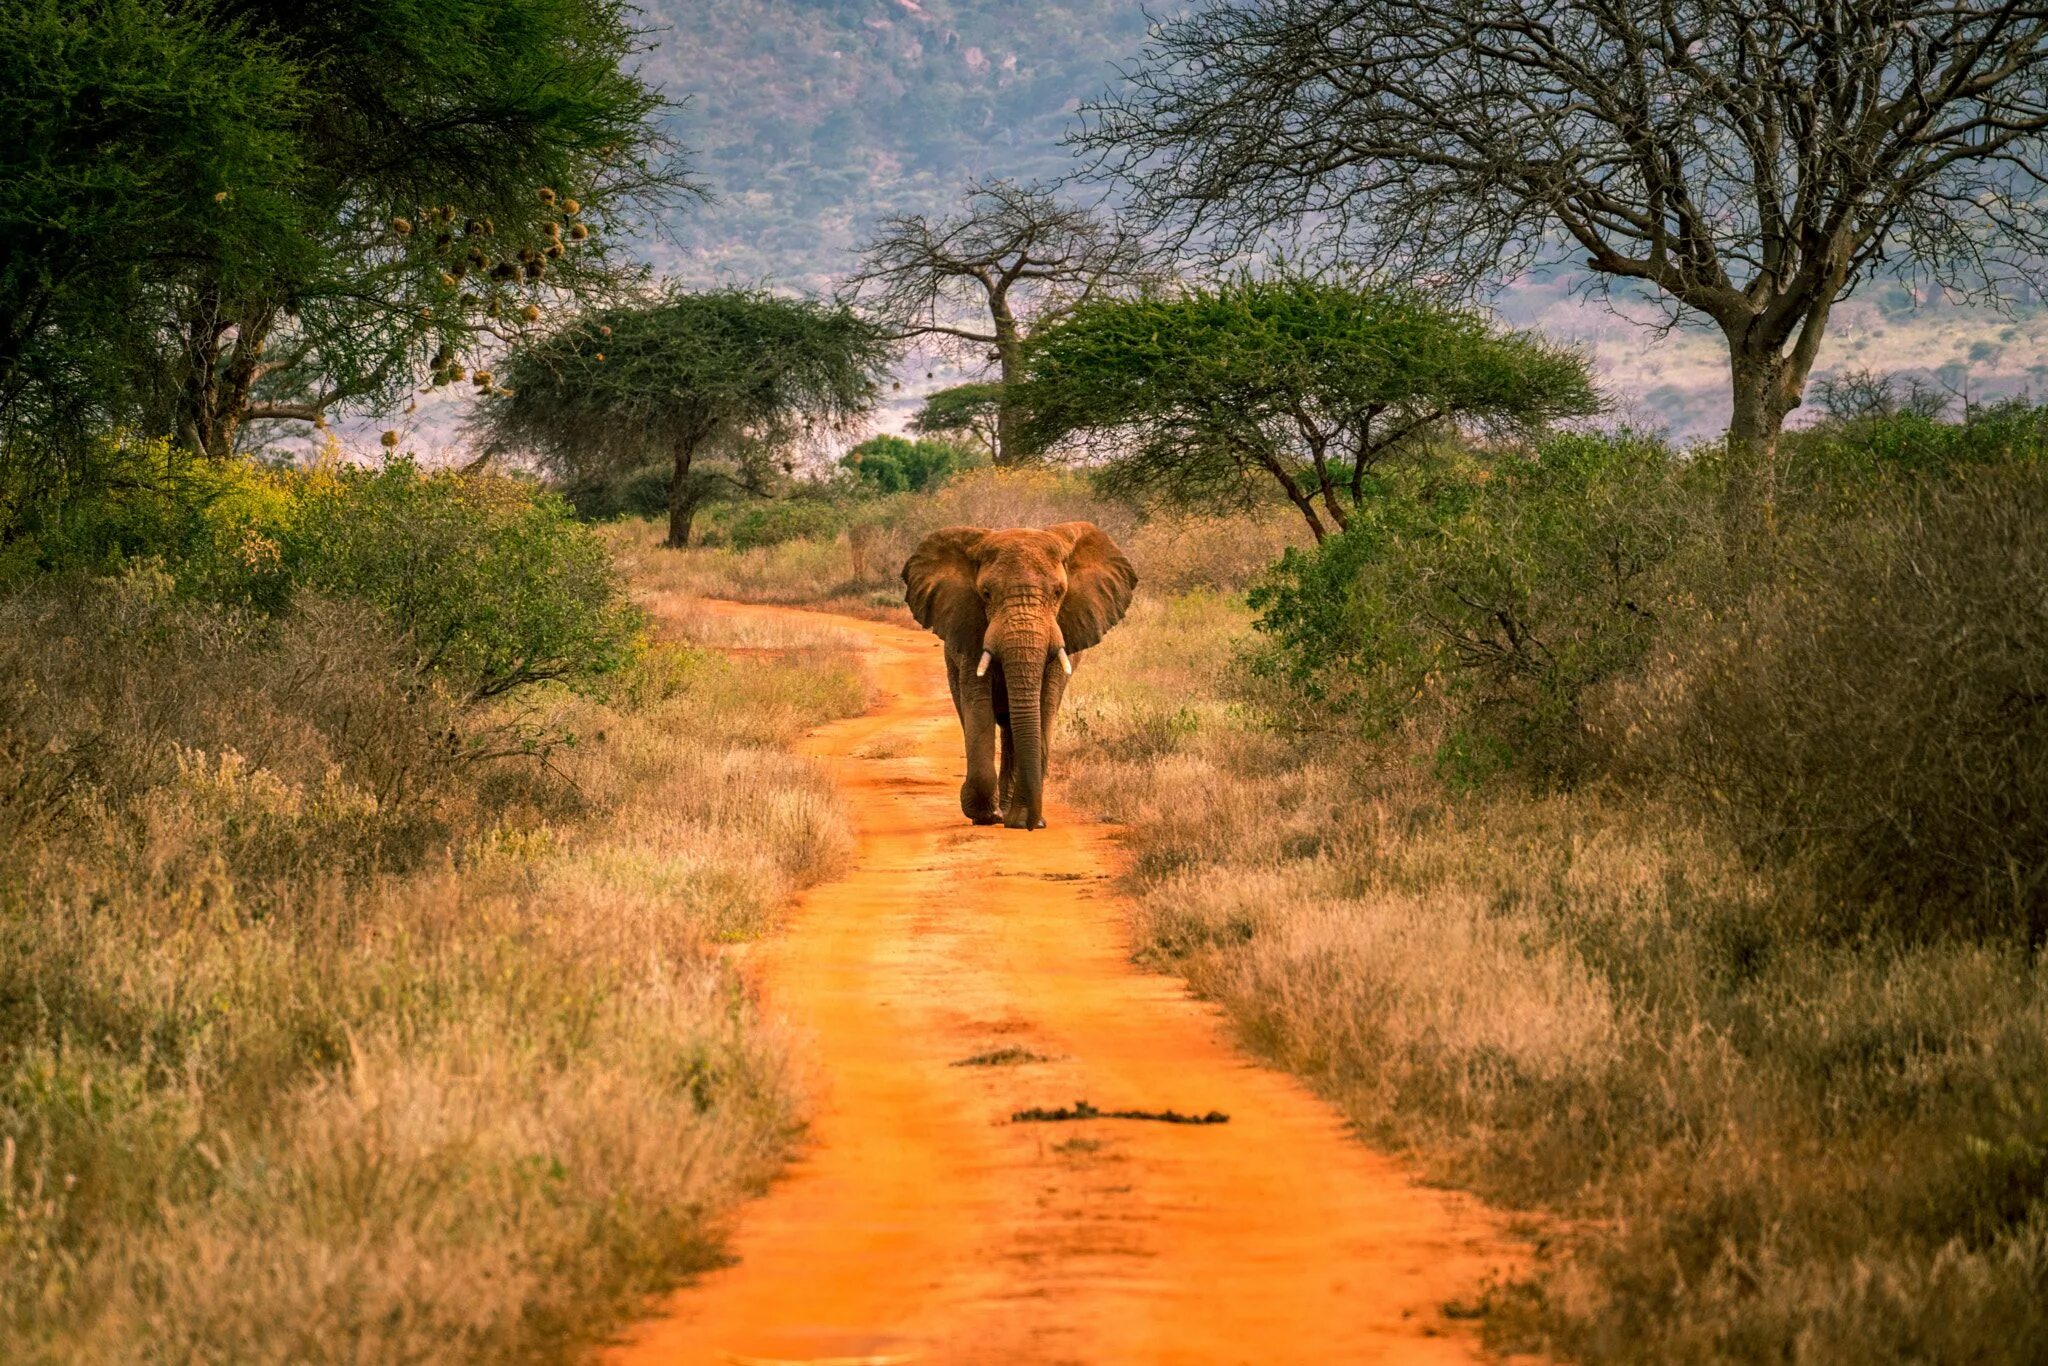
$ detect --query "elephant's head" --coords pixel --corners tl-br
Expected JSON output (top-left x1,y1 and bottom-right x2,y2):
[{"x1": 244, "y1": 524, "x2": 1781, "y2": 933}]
[{"x1": 903, "y1": 522, "x2": 1136, "y2": 828}]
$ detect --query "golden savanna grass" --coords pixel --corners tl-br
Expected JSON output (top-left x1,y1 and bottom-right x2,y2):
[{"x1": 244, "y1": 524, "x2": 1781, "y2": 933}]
[{"x1": 0, "y1": 570, "x2": 864, "y2": 1362}]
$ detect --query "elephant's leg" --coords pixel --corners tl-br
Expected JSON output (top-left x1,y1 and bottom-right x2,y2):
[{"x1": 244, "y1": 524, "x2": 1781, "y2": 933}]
[
  {"x1": 952, "y1": 655, "x2": 1000, "y2": 825},
  {"x1": 1028, "y1": 654, "x2": 1071, "y2": 829},
  {"x1": 997, "y1": 715, "x2": 1017, "y2": 811}
]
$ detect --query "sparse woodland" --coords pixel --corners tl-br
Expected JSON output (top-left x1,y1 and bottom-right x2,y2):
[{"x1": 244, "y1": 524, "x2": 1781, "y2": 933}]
[{"x1": 5, "y1": 0, "x2": 2048, "y2": 1361}]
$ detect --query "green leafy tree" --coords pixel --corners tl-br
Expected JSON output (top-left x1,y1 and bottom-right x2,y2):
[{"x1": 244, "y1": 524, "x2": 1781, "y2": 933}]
[
  {"x1": 0, "y1": 0, "x2": 693, "y2": 470},
  {"x1": 0, "y1": 0, "x2": 306, "y2": 471},
  {"x1": 477, "y1": 288, "x2": 894, "y2": 547},
  {"x1": 1020, "y1": 274, "x2": 1599, "y2": 540},
  {"x1": 839, "y1": 434, "x2": 973, "y2": 494},
  {"x1": 172, "y1": 0, "x2": 694, "y2": 458},
  {"x1": 909, "y1": 382, "x2": 1003, "y2": 456}
]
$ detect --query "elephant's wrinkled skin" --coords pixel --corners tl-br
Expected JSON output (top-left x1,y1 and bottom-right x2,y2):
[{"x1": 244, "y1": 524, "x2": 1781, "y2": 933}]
[{"x1": 903, "y1": 522, "x2": 1137, "y2": 829}]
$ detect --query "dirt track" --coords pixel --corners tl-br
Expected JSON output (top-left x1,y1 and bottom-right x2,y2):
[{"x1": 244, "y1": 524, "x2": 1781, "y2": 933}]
[{"x1": 606, "y1": 600, "x2": 1524, "y2": 1365}]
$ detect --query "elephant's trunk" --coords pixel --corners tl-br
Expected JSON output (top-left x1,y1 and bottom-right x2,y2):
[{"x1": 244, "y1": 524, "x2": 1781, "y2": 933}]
[
  {"x1": 1003, "y1": 660, "x2": 1044, "y2": 828},
  {"x1": 999, "y1": 636, "x2": 1051, "y2": 830}
]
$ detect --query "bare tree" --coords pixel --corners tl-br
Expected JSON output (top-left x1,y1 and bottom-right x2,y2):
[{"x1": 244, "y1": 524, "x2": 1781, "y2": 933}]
[
  {"x1": 850, "y1": 179, "x2": 1152, "y2": 464},
  {"x1": 1083, "y1": 0, "x2": 2048, "y2": 526}
]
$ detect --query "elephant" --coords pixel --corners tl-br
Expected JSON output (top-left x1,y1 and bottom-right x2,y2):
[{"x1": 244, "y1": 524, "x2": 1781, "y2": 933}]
[{"x1": 903, "y1": 522, "x2": 1137, "y2": 830}]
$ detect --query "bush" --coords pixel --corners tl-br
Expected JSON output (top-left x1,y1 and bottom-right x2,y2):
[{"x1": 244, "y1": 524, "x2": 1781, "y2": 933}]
[
  {"x1": 839, "y1": 434, "x2": 979, "y2": 493},
  {"x1": 715, "y1": 498, "x2": 849, "y2": 551},
  {"x1": 1603, "y1": 461, "x2": 2048, "y2": 943},
  {"x1": 0, "y1": 438, "x2": 297, "y2": 605},
  {"x1": 285, "y1": 461, "x2": 640, "y2": 702},
  {"x1": 1248, "y1": 431, "x2": 1699, "y2": 781},
  {"x1": 560, "y1": 462, "x2": 672, "y2": 521}
]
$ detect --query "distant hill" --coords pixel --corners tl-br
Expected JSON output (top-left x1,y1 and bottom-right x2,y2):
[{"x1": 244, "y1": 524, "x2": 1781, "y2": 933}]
[
  {"x1": 637, "y1": 0, "x2": 1146, "y2": 290},
  {"x1": 627, "y1": 1, "x2": 2047, "y2": 438}
]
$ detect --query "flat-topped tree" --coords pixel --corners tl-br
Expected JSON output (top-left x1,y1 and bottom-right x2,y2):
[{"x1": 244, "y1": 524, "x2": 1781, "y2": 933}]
[
  {"x1": 851, "y1": 180, "x2": 1152, "y2": 465},
  {"x1": 910, "y1": 382, "x2": 1004, "y2": 458},
  {"x1": 1018, "y1": 275, "x2": 1598, "y2": 541},
  {"x1": 477, "y1": 288, "x2": 892, "y2": 547},
  {"x1": 1085, "y1": 0, "x2": 2048, "y2": 530}
]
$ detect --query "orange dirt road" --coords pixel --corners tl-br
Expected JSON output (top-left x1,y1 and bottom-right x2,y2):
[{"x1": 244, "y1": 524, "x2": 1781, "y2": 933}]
[{"x1": 606, "y1": 600, "x2": 1525, "y2": 1365}]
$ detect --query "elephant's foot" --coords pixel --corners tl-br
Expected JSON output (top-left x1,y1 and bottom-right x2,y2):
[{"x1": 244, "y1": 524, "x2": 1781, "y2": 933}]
[
  {"x1": 961, "y1": 782, "x2": 1000, "y2": 826},
  {"x1": 1002, "y1": 809, "x2": 1048, "y2": 831}
]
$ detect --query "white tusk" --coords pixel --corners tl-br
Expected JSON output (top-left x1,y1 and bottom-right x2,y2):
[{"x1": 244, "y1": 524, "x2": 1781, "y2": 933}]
[
  {"x1": 975, "y1": 650, "x2": 992, "y2": 677},
  {"x1": 1057, "y1": 647, "x2": 1073, "y2": 675}
]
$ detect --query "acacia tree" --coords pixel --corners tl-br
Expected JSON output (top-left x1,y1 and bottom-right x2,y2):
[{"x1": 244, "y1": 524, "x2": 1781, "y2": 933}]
[
  {"x1": 909, "y1": 381, "x2": 1003, "y2": 455},
  {"x1": 1084, "y1": 0, "x2": 2048, "y2": 525},
  {"x1": 1018, "y1": 275, "x2": 1599, "y2": 541},
  {"x1": 0, "y1": 0, "x2": 695, "y2": 465},
  {"x1": 0, "y1": 0, "x2": 308, "y2": 459},
  {"x1": 849, "y1": 179, "x2": 1152, "y2": 464},
  {"x1": 169, "y1": 0, "x2": 696, "y2": 459},
  {"x1": 477, "y1": 288, "x2": 892, "y2": 547}
]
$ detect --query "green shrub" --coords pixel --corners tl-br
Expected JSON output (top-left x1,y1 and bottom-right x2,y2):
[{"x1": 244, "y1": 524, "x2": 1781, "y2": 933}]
[
  {"x1": 1602, "y1": 461, "x2": 2048, "y2": 943},
  {"x1": 285, "y1": 462, "x2": 640, "y2": 702},
  {"x1": 0, "y1": 438, "x2": 297, "y2": 606},
  {"x1": 716, "y1": 498, "x2": 848, "y2": 551},
  {"x1": 839, "y1": 434, "x2": 978, "y2": 494},
  {"x1": 1248, "y1": 430, "x2": 1699, "y2": 780},
  {"x1": 560, "y1": 462, "x2": 671, "y2": 521}
]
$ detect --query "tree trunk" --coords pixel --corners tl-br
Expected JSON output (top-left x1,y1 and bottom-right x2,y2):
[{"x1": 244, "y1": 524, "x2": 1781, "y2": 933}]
[
  {"x1": 666, "y1": 440, "x2": 698, "y2": 548},
  {"x1": 990, "y1": 291, "x2": 1026, "y2": 467},
  {"x1": 1721, "y1": 347, "x2": 1797, "y2": 555},
  {"x1": 1721, "y1": 289, "x2": 1835, "y2": 556}
]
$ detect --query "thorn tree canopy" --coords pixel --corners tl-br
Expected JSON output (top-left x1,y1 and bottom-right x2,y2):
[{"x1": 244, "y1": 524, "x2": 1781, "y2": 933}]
[
  {"x1": 0, "y1": 0, "x2": 697, "y2": 470},
  {"x1": 909, "y1": 381, "x2": 1005, "y2": 455},
  {"x1": 849, "y1": 179, "x2": 1154, "y2": 465},
  {"x1": 1017, "y1": 274, "x2": 1600, "y2": 541},
  {"x1": 1082, "y1": 0, "x2": 2048, "y2": 523},
  {"x1": 476, "y1": 287, "x2": 895, "y2": 547},
  {"x1": 0, "y1": 0, "x2": 309, "y2": 457}
]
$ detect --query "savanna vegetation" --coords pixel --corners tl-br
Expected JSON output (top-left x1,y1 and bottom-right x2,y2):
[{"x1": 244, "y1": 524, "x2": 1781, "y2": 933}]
[
  {"x1": 0, "y1": 0, "x2": 878, "y2": 1357},
  {"x1": 9, "y1": 0, "x2": 2048, "y2": 1358},
  {"x1": 0, "y1": 450, "x2": 866, "y2": 1361}
]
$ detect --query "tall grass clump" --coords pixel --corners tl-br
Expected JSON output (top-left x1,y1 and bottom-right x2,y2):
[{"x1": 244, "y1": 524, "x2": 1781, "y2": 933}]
[{"x1": 0, "y1": 457, "x2": 863, "y2": 1361}]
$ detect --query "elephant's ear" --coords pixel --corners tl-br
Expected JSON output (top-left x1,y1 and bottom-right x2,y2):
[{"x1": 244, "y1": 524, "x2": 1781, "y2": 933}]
[
  {"x1": 903, "y1": 525, "x2": 989, "y2": 656},
  {"x1": 1049, "y1": 521, "x2": 1137, "y2": 653}
]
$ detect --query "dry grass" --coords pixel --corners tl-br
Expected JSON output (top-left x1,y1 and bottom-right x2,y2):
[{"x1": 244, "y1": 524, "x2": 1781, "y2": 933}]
[
  {"x1": 0, "y1": 571, "x2": 865, "y2": 1362},
  {"x1": 1063, "y1": 591, "x2": 2048, "y2": 1364},
  {"x1": 598, "y1": 472, "x2": 1305, "y2": 622}
]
